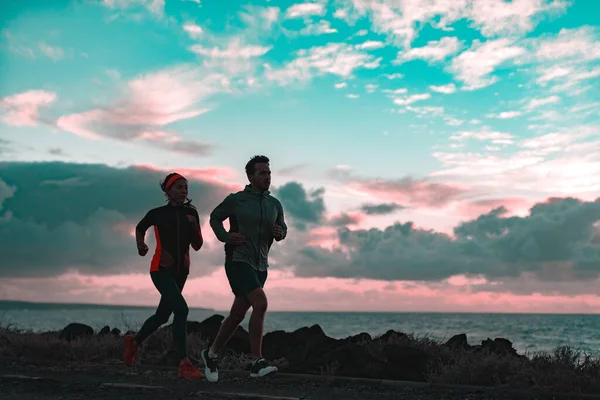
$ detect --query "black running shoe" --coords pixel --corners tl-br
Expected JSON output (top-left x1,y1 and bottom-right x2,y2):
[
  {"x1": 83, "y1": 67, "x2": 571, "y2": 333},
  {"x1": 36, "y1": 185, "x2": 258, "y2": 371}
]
[
  {"x1": 250, "y1": 358, "x2": 278, "y2": 378},
  {"x1": 201, "y1": 349, "x2": 219, "y2": 382}
]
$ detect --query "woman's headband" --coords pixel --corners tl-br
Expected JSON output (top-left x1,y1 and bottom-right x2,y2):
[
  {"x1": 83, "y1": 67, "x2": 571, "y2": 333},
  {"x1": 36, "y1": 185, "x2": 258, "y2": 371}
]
[{"x1": 165, "y1": 173, "x2": 186, "y2": 190}]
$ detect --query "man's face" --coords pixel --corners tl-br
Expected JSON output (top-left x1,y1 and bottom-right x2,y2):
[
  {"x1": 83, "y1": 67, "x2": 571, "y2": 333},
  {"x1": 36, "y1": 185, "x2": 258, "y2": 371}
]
[{"x1": 249, "y1": 163, "x2": 271, "y2": 191}]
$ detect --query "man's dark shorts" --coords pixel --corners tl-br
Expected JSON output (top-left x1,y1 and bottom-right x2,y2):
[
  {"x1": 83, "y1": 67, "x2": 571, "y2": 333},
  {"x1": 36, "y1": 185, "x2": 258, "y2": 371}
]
[{"x1": 225, "y1": 261, "x2": 268, "y2": 297}]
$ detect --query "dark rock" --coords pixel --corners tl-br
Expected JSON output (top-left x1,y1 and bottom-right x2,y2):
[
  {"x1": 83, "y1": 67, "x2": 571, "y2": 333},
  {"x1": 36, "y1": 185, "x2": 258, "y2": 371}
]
[
  {"x1": 124, "y1": 330, "x2": 136, "y2": 336},
  {"x1": 106, "y1": 313, "x2": 527, "y2": 384},
  {"x1": 444, "y1": 333, "x2": 471, "y2": 350},
  {"x1": 262, "y1": 324, "x2": 338, "y2": 369},
  {"x1": 58, "y1": 323, "x2": 94, "y2": 342},
  {"x1": 110, "y1": 328, "x2": 121, "y2": 336},
  {"x1": 98, "y1": 326, "x2": 110, "y2": 336},
  {"x1": 302, "y1": 342, "x2": 429, "y2": 381},
  {"x1": 480, "y1": 337, "x2": 519, "y2": 357},
  {"x1": 342, "y1": 332, "x2": 372, "y2": 345},
  {"x1": 376, "y1": 329, "x2": 408, "y2": 343}
]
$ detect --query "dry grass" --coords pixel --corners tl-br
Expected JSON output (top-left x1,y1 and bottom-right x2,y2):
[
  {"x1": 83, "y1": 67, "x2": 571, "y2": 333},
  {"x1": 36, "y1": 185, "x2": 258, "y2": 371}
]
[{"x1": 1, "y1": 324, "x2": 599, "y2": 395}]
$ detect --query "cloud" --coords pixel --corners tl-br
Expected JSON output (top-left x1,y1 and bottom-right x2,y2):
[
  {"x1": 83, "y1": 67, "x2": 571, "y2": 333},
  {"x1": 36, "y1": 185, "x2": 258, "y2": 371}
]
[
  {"x1": 365, "y1": 84, "x2": 378, "y2": 93},
  {"x1": 448, "y1": 38, "x2": 526, "y2": 90},
  {"x1": 238, "y1": 5, "x2": 281, "y2": 34},
  {"x1": 487, "y1": 111, "x2": 523, "y2": 119},
  {"x1": 526, "y1": 26, "x2": 600, "y2": 95},
  {"x1": 360, "y1": 202, "x2": 405, "y2": 215},
  {"x1": 431, "y1": 125, "x2": 600, "y2": 195},
  {"x1": 334, "y1": 82, "x2": 348, "y2": 89},
  {"x1": 189, "y1": 40, "x2": 271, "y2": 59},
  {"x1": 291, "y1": 197, "x2": 600, "y2": 283},
  {"x1": 383, "y1": 73, "x2": 404, "y2": 79},
  {"x1": 335, "y1": 0, "x2": 565, "y2": 48},
  {"x1": 188, "y1": 37, "x2": 272, "y2": 76},
  {"x1": 535, "y1": 26, "x2": 600, "y2": 62},
  {"x1": 396, "y1": 37, "x2": 462, "y2": 63},
  {"x1": 285, "y1": 3, "x2": 326, "y2": 19},
  {"x1": 183, "y1": 22, "x2": 203, "y2": 39},
  {"x1": 101, "y1": 0, "x2": 165, "y2": 18},
  {"x1": 300, "y1": 20, "x2": 338, "y2": 35},
  {"x1": 0, "y1": 90, "x2": 57, "y2": 127},
  {"x1": 2, "y1": 31, "x2": 65, "y2": 61},
  {"x1": 429, "y1": 83, "x2": 456, "y2": 94},
  {"x1": 273, "y1": 182, "x2": 326, "y2": 230},
  {"x1": 454, "y1": 197, "x2": 533, "y2": 218},
  {"x1": 300, "y1": 20, "x2": 338, "y2": 36},
  {"x1": 392, "y1": 93, "x2": 431, "y2": 106},
  {"x1": 450, "y1": 128, "x2": 515, "y2": 145},
  {"x1": 355, "y1": 41, "x2": 385, "y2": 50},
  {"x1": 524, "y1": 95, "x2": 561, "y2": 111},
  {"x1": 331, "y1": 169, "x2": 468, "y2": 209},
  {"x1": 264, "y1": 43, "x2": 381, "y2": 85},
  {"x1": 277, "y1": 163, "x2": 308, "y2": 176},
  {"x1": 0, "y1": 161, "x2": 235, "y2": 278},
  {"x1": 328, "y1": 212, "x2": 363, "y2": 227},
  {"x1": 55, "y1": 65, "x2": 232, "y2": 155},
  {"x1": 468, "y1": 0, "x2": 567, "y2": 37},
  {"x1": 38, "y1": 43, "x2": 64, "y2": 61}
]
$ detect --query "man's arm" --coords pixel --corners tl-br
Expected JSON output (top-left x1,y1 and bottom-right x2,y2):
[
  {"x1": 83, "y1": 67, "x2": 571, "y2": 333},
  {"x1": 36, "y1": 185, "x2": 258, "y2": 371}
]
[
  {"x1": 189, "y1": 208, "x2": 203, "y2": 251},
  {"x1": 275, "y1": 200, "x2": 288, "y2": 242},
  {"x1": 209, "y1": 194, "x2": 235, "y2": 243},
  {"x1": 135, "y1": 209, "x2": 155, "y2": 247}
]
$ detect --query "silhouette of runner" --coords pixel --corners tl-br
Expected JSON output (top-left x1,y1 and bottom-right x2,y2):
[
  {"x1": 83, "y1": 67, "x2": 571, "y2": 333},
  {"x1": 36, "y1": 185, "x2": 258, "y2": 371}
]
[
  {"x1": 123, "y1": 172, "x2": 204, "y2": 380},
  {"x1": 201, "y1": 155, "x2": 288, "y2": 382}
]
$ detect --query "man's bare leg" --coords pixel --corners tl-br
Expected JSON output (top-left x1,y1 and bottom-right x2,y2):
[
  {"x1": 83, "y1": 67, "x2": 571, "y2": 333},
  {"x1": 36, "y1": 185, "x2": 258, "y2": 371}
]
[
  {"x1": 244, "y1": 287, "x2": 277, "y2": 378},
  {"x1": 202, "y1": 297, "x2": 250, "y2": 382},
  {"x1": 210, "y1": 296, "x2": 251, "y2": 354},
  {"x1": 245, "y1": 287, "x2": 268, "y2": 360}
]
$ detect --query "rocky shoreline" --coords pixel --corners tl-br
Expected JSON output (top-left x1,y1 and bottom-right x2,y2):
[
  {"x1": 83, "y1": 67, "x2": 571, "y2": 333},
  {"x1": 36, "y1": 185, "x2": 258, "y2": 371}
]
[
  {"x1": 56, "y1": 314, "x2": 522, "y2": 381},
  {"x1": 2, "y1": 313, "x2": 599, "y2": 394}
]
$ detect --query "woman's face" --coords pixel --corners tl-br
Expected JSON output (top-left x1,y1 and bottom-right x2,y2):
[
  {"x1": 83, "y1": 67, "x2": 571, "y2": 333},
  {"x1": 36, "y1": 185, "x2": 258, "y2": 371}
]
[{"x1": 167, "y1": 179, "x2": 188, "y2": 204}]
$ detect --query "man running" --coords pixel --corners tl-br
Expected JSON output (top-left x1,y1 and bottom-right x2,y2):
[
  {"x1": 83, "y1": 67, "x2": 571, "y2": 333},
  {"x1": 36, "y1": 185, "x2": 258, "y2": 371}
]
[{"x1": 201, "y1": 155, "x2": 288, "y2": 382}]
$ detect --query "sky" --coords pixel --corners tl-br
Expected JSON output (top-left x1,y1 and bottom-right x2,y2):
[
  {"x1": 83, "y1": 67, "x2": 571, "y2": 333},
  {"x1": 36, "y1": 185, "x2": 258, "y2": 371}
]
[{"x1": 0, "y1": 0, "x2": 599, "y2": 313}]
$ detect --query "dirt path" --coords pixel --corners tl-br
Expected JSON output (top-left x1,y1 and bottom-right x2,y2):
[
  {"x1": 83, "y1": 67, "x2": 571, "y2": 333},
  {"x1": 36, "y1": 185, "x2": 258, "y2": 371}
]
[{"x1": 0, "y1": 358, "x2": 596, "y2": 400}]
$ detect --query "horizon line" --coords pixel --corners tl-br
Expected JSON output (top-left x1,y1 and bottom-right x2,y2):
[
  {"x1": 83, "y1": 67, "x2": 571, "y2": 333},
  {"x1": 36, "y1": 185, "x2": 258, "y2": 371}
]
[{"x1": 1, "y1": 299, "x2": 599, "y2": 316}]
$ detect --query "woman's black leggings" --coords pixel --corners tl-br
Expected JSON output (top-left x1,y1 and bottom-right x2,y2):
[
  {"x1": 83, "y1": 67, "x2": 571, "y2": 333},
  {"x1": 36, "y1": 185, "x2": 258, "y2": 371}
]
[{"x1": 134, "y1": 270, "x2": 189, "y2": 360}]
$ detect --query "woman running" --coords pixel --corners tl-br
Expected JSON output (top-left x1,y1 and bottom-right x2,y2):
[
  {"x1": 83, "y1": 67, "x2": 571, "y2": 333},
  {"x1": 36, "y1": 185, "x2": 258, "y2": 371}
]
[{"x1": 123, "y1": 172, "x2": 204, "y2": 380}]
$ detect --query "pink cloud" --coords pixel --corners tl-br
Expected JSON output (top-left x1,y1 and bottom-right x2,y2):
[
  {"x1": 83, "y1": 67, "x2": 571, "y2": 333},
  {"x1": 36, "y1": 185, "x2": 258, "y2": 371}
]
[
  {"x1": 0, "y1": 90, "x2": 57, "y2": 127},
  {"x1": 328, "y1": 211, "x2": 364, "y2": 227},
  {"x1": 349, "y1": 177, "x2": 468, "y2": 208},
  {"x1": 55, "y1": 65, "x2": 224, "y2": 154},
  {"x1": 306, "y1": 226, "x2": 340, "y2": 249},
  {"x1": 453, "y1": 197, "x2": 534, "y2": 218},
  {"x1": 136, "y1": 163, "x2": 242, "y2": 191},
  {"x1": 6, "y1": 269, "x2": 600, "y2": 314}
]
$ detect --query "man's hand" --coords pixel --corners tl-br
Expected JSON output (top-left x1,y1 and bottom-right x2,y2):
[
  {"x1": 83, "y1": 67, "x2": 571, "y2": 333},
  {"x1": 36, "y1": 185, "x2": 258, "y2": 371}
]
[
  {"x1": 137, "y1": 242, "x2": 149, "y2": 256},
  {"x1": 272, "y1": 224, "x2": 283, "y2": 240},
  {"x1": 226, "y1": 232, "x2": 246, "y2": 245}
]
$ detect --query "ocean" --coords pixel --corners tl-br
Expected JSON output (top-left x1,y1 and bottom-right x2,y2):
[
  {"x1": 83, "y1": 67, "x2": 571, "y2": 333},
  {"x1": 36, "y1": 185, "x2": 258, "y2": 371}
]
[{"x1": 1, "y1": 301, "x2": 598, "y2": 357}]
